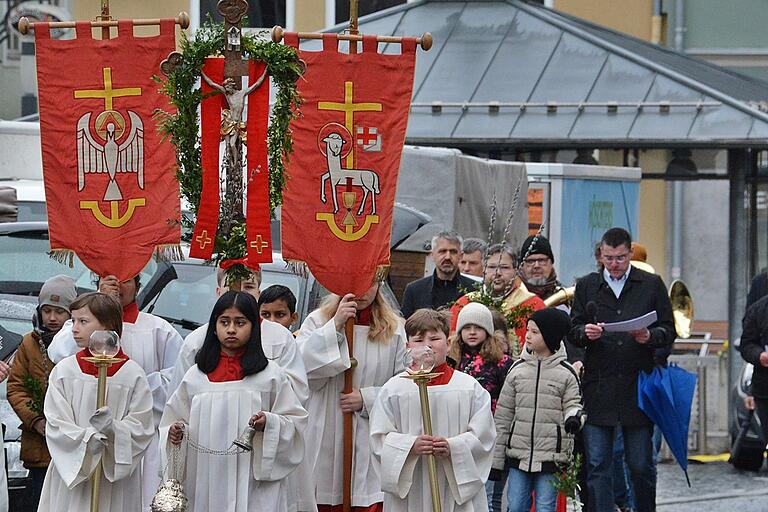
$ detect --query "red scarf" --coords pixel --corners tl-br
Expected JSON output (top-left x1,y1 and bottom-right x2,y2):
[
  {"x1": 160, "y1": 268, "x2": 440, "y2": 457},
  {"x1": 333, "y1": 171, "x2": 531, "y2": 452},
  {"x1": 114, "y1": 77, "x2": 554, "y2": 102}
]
[
  {"x1": 123, "y1": 302, "x2": 139, "y2": 324},
  {"x1": 356, "y1": 305, "x2": 373, "y2": 326},
  {"x1": 76, "y1": 348, "x2": 130, "y2": 377},
  {"x1": 208, "y1": 349, "x2": 245, "y2": 382},
  {"x1": 427, "y1": 362, "x2": 454, "y2": 386}
]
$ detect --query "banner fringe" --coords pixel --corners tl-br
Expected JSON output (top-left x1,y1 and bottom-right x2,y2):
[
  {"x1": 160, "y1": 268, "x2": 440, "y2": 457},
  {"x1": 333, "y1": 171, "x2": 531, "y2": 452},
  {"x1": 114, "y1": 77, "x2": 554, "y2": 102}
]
[
  {"x1": 154, "y1": 244, "x2": 185, "y2": 263},
  {"x1": 285, "y1": 259, "x2": 309, "y2": 278},
  {"x1": 48, "y1": 249, "x2": 75, "y2": 269}
]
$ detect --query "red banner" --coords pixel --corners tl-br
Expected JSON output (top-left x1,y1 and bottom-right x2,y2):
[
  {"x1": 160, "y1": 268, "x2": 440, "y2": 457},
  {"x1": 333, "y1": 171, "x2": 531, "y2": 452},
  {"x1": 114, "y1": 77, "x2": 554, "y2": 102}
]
[
  {"x1": 281, "y1": 33, "x2": 416, "y2": 296},
  {"x1": 244, "y1": 61, "x2": 273, "y2": 267},
  {"x1": 190, "y1": 58, "x2": 272, "y2": 269},
  {"x1": 35, "y1": 20, "x2": 180, "y2": 281}
]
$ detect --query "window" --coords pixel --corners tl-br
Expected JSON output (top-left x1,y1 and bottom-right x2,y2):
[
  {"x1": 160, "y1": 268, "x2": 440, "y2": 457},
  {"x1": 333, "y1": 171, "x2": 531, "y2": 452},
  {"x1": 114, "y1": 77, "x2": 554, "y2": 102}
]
[{"x1": 1, "y1": 0, "x2": 65, "y2": 66}]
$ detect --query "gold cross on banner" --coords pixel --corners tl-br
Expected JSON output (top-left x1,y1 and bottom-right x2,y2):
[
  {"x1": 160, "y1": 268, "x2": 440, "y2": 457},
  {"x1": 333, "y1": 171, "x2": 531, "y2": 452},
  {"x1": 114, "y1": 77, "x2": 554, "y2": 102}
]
[
  {"x1": 250, "y1": 234, "x2": 268, "y2": 254},
  {"x1": 196, "y1": 230, "x2": 212, "y2": 249},
  {"x1": 74, "y1": 67, "x2": 141, "y2": 110},
  {"x1": 319, "y1": 81, "x2": 382, "y2": 167}
]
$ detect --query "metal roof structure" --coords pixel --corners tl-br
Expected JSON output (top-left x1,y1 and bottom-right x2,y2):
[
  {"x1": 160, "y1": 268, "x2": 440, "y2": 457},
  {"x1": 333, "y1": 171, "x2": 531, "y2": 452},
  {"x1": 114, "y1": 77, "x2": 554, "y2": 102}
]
[{"x1": 315, "y1": 0, "x2": 768, "y2": 149}]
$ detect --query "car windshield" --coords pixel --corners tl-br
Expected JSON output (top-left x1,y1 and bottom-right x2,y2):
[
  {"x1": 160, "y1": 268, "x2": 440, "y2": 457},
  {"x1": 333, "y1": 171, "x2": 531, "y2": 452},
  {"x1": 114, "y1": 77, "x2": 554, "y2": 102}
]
[
  {"x1": 0, "y1": 230, "x2": 94, "y2": 295},
  {"x1": 16, "y1": 201, "x2": 47, "y2": 222}
]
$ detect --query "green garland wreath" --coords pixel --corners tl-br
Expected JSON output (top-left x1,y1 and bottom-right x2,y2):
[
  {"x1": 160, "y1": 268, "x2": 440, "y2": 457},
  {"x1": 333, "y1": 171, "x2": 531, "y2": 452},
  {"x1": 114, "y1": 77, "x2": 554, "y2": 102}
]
[{"x1": 155, "y1": 20, "x2": 302, "y2": 282}]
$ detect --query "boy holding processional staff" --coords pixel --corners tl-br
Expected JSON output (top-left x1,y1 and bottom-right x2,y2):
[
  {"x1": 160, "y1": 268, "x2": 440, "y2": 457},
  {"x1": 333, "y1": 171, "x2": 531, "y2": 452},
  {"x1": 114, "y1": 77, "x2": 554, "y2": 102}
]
[{"x1": 369, "y1": 309, "x2": 496, "y2": 512}]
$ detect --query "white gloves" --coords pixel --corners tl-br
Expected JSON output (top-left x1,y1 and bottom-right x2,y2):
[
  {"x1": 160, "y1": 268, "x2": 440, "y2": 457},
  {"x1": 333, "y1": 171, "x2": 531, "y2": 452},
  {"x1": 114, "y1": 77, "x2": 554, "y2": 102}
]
[{"x1": 90, "y1": 406, "x2": 114, "y2": 437}]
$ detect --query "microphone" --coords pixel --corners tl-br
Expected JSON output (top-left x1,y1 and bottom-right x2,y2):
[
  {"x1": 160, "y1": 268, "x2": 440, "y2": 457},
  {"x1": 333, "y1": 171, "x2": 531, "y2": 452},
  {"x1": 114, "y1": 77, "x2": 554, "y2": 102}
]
[{"x1": 586, "y1": 301, "x2": 598, "y2": 324}]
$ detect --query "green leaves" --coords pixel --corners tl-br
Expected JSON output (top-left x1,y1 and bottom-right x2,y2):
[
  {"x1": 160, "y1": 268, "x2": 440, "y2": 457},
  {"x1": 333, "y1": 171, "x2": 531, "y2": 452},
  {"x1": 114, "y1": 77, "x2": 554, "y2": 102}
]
[{"x1": 21, "y1": 373, "x2": 45, "y2": 417}]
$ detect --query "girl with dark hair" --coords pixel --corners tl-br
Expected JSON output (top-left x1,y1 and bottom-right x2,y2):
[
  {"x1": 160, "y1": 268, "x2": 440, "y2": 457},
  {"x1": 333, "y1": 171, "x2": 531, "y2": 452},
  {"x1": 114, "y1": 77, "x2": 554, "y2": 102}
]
[
  {"x1": 159, "y1": 291, "x2": 308, "y2": 512},
  {"x1": 38, "y1": 292, "x2": 155, "y2": 511}
]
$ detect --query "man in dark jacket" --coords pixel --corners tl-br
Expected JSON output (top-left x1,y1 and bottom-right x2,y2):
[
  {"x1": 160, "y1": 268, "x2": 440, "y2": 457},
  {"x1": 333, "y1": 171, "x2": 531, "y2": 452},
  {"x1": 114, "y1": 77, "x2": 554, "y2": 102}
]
[
  {"x1": 739, "y1": 295, "x2": 768, "y2": 445},
  {"x1": 568, "y1": 227, "x2": 675, "y2": 512},
  {"x1": 400, "y1": 230, "x2": 477, "y2": 318}
]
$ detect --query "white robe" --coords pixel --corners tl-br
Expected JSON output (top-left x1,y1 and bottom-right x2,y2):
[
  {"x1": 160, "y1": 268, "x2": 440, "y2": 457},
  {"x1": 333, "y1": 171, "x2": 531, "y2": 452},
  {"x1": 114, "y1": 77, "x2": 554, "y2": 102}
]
[
  {"x1": 0, "y1": 445, "x2": 7, "y2": 512},
  {"x1": 296, "y1": 310, "x2": 407, "y2": 507},
  {"x1": 167, "y1": 320, "x2": 316, "y2": 511},
  {"x1": 369, "y1": 370, "x2": 496, "y2": 512},
  {"x1": 159, "y1": 361, "x2": 308, "y2": 512},
  {"x1": 38, "y1": 356, "x2": 155, "y2": 512},
  {"x1": 48, "y1": 312, "x2": 184, "y2": 510}
]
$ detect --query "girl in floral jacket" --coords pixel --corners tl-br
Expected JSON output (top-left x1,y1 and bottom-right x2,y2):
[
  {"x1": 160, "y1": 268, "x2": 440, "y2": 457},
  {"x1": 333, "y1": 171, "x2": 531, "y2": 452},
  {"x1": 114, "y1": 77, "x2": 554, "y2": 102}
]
[{"x1": 448, "y1": 302, "x2": 513, "y2": 512}]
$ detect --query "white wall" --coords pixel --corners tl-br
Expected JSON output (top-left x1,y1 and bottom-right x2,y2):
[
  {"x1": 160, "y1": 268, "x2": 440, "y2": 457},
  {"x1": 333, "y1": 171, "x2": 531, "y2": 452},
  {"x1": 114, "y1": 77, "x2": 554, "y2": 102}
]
[{"x1": 0, "y1": 121, "x2": 42, "y2": 180}]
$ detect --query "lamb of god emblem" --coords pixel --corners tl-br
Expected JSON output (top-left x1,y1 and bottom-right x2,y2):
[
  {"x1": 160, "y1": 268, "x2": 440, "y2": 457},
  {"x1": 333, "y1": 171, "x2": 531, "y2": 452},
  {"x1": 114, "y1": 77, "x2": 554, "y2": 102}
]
[
  {"x1": 74, "y1": 67, "x2": 146, "y2": 228},
  {"x1": 315, "y1": 80, "x2": 383, "y2": 242}
]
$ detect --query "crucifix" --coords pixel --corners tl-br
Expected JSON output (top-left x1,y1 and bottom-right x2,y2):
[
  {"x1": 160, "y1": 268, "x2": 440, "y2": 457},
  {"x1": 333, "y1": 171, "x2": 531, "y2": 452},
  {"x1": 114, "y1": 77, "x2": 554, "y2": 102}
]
[{"x1": 202, "y1": 0, "x2": 267, "y2": 233}]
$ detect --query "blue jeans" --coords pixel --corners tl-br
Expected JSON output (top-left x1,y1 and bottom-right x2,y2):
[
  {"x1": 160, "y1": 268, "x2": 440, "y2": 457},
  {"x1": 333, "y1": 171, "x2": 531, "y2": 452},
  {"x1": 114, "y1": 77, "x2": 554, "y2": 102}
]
[
  {"x1": 612, "y1": 428, "x2": 635, "y2": 509},
  {"x1": 583, "y1": 423, "x2": 655, "y2": 512},
  {"x1": 485, "y1": 470, "x2": 506, "y2": 512},
  {"x1": 506, "y1": 467, "x2": 559, "y2": 512}
]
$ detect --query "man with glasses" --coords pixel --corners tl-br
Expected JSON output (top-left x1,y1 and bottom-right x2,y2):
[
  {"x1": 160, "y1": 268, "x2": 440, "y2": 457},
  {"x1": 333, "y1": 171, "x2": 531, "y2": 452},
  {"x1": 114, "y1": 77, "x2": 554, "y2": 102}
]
[
  {"x1": 518, "y1": 234, "x2": 565, "y2": 302},
  {"x1": 451, "y1": 243, "x2": 545, "y2": 347},
  {"x1": 568, "y1": 227, "x2": 675, "y2": 512}
]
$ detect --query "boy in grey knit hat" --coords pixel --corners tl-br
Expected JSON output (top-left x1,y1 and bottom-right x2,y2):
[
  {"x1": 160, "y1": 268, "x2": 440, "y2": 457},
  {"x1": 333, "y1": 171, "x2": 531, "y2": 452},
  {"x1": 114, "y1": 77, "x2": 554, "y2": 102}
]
[{"x1": 7, "y1": 274, "x2": 76, "y2": 509}]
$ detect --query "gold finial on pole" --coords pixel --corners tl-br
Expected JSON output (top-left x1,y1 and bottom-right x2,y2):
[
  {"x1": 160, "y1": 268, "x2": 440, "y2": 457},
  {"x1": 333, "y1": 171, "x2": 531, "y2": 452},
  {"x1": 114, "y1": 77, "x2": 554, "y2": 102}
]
[{"x1": 99, "y1": 0, "x2": 111, "y2": 40}]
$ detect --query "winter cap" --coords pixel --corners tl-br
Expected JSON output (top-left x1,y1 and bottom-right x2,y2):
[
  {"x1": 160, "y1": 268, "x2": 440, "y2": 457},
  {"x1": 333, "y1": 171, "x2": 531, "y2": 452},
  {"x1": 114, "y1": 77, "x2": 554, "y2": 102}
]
[
  {"x1": 631, "y1": 242, "x2": 648, "y2": 262},
  {"x1": 38, "y1": 275, "x2": 77, "y2": 313},
  {"x1": 529, "y1": 308, "x2": 571, "y2": 354},
  {"x1": 456, "y1": 302, "x2": 495, "y2": 337},
  {"x1": 520, "y1": 235, "x2": 555, "y2": 264}
]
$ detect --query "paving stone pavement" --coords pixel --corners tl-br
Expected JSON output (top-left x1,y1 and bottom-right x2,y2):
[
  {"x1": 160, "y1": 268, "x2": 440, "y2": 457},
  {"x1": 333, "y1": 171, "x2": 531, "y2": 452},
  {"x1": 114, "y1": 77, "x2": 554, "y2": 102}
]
[{"x1": 656, "y1": 459, "x2": 768, "y2": 511}]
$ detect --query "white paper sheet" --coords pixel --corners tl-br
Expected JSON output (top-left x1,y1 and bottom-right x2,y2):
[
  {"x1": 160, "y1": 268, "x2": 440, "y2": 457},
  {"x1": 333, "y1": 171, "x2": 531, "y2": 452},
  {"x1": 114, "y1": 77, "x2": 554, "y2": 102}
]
[{"x1": 601, "y1": 311, "x2": 658, "y2": 333}]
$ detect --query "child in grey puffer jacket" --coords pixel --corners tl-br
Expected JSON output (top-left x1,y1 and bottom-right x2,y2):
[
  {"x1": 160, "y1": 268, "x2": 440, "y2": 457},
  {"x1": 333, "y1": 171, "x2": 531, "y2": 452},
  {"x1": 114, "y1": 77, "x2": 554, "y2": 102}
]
[{"x1": 490, "y1": 308, "x2": 584, "y2": 512}]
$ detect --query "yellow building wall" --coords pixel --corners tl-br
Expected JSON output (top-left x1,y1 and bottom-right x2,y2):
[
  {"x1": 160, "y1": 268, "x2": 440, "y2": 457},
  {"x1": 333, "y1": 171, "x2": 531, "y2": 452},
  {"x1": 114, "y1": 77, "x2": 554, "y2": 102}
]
[
  {"x1": 597, "y1": 149, "x2": 668, "y2": 283},
  {"x1": 295, "y1": 0, "x2": 327, "y2": 32},
  {"x1": 74, "y1": 0, "x2": 187, "y2": 38},
  {"x1": 554, "y1": 0, "x2": 654, "y2": 41}
]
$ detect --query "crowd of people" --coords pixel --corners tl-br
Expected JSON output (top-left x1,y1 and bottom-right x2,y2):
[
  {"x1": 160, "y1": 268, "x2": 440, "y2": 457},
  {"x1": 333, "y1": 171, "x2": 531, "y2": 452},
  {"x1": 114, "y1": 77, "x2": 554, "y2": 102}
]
[{"x1": 0, "y1": 225, "x2": 679, "y2": 512}]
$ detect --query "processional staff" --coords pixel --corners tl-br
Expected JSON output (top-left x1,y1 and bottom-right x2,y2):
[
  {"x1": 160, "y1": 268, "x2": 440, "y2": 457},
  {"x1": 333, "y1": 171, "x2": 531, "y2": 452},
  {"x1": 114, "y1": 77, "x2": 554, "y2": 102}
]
[{"x1": 82, "y1": 330, "x2": 125, "y2": 512}]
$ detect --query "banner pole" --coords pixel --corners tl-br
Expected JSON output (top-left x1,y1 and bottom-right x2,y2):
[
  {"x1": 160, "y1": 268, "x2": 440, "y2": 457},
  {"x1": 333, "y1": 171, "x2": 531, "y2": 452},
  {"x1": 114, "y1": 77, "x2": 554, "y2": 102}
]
[
  {"x1": 100, "y1": 0, "x2": 111, "y2": 40},
  {"x1": 342, "y1": 317, "x2": 355, "y2": 512},
  {"x1": 342, "y1": 0, "x2": 358, "y2": 512},
  {"x1": 342, "y1": 6, "x2": 359, "y2": 511}
]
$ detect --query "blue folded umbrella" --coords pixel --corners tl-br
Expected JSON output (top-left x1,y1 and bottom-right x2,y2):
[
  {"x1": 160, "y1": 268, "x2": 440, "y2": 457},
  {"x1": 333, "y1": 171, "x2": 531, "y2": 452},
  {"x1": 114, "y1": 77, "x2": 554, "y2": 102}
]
[{"x1": 638, "y1": 364, "x2": 697, "y2": 486}]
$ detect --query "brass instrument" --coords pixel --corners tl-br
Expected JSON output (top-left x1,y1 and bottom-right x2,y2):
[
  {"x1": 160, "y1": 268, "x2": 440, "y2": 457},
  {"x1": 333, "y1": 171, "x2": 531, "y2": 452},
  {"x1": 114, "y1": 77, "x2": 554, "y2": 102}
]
[
  {"x1": 669, "y1": 280, "x2": 694, "y2": 339},
  {"x1": 543, "y1": 286, "x2": 575, "y2": 308},
  {"x1": 631, "y1": 261, "x2": 694, "y2": 339}
]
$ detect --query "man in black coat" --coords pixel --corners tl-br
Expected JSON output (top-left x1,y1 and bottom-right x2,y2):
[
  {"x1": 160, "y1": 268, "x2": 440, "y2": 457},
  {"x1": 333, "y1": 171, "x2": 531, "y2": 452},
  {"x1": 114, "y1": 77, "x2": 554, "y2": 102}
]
[
  {"x1": 739, "y1": 295, "x2": 768, "y2": 444},
  {"x1": 568, "y1": 227, "x2": 675, "y2": 512},
  {"x1": 400, "y1": 230, "x2": 478, "y2": 319}
]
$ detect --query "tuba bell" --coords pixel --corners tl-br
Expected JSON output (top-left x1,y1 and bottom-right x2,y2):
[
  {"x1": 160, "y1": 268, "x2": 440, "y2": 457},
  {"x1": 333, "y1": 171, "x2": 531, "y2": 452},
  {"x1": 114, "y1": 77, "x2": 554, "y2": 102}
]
[
  {"x1": 669, "y1": 279, "x2": 694, "y2": 339},
  {"x1": 543, "y1": 286, "x2": 575, "y2": 308}
]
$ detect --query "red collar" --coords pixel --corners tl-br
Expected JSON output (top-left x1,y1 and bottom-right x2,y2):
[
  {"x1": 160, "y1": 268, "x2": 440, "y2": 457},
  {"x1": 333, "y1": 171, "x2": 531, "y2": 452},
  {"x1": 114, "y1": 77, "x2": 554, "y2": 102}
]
[
  {"x1": 208, "y1": 349, "x2": 245, "y2": 382},
  {"x1": 123, "y1": 302, "x2": 139, "y2": 323},
  {"x1": 356, "y1": 305, "x2": 373, "y2": 326},
  {"x1": 427, "y1": 362, "x2": 454, "y2": 386},
  {"x1": 76, "y1": 348, "x2": 130, "y2": 377}
]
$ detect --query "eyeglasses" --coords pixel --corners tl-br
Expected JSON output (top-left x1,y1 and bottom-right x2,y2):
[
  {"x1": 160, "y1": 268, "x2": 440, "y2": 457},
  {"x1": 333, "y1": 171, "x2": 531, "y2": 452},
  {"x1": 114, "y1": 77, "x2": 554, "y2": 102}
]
[
  {"x1": 486, "y1": 264, "x2": 514, "y2": 272},
  {"x1": 523, "y1": 257, "x2": 550, "y2": 266},
  {"x1": 602, "y1": 253, "x2": 629, "y2": 263}
]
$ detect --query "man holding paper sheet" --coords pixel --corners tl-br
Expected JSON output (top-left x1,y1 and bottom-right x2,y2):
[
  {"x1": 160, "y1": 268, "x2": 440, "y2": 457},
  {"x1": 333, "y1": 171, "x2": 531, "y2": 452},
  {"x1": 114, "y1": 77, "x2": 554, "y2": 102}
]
[{"x1": 568, "y1": 227, "x2": 675, "y2": 512}]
